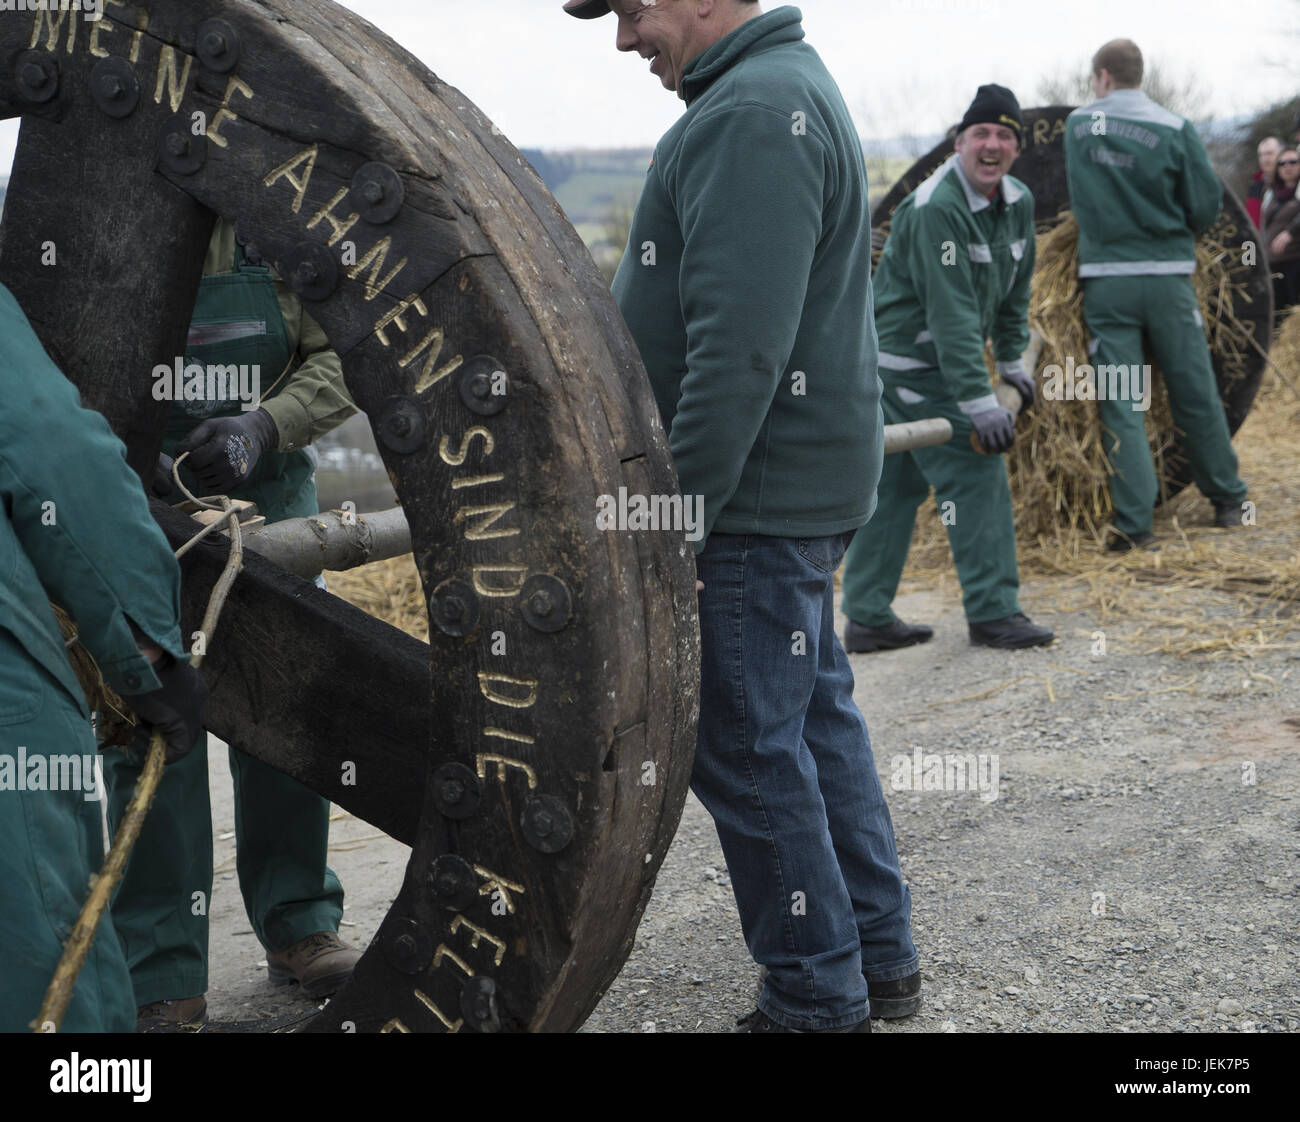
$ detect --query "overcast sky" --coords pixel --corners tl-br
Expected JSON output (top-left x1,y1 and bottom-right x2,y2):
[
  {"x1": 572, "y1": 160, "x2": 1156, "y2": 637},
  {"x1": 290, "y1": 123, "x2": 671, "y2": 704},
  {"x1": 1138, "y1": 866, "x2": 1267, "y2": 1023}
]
[{"x1": 2, "y1": 0, "x2": 1298, "y2": 171}]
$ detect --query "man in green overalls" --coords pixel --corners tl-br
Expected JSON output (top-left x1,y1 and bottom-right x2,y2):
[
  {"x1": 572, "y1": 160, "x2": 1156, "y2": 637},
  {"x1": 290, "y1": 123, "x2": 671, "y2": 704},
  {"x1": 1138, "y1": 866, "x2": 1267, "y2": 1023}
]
[
  {"x1": 0, "y1": 282, "x2": 206, "y2": 1033},
  {"x1": 841, "y1": 86, "x2": 1054, "y2": 653},
  {"x1": 104, "y1": 217, "x2": 359, "y2": 1031},
  {"x1": 1065, "y1": 39, "x2": 1249, "y2": 551}
]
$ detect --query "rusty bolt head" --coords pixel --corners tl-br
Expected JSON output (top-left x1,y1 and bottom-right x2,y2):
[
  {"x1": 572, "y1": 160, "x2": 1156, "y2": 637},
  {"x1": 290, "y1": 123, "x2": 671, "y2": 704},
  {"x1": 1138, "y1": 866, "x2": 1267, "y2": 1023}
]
[
  {"x1": 362, "y1": 180, "x2": 385, "y2": 204},
  {"x1": 528, "y1": 591, "x2": 554, "y2": 618},
  {"x1": 439, "y1": 778, "x2": 465, "y2": 805}
]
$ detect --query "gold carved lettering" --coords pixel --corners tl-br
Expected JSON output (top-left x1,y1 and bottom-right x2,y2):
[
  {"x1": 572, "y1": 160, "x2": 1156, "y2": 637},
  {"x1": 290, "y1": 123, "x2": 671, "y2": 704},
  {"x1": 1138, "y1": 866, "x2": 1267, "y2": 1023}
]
[
  {"x1": 432, "y1": 945, "x2": 474, "y2": 978},
  {"x1": 440, "y1": 427, "x2": 494, "y2": 467},
  {"x1": 29, "y1": 6, "x2": 76, "y2": 52},
  {"x1": 452, "y1": 473, "x2": 505, "y2": 491},
  {"x1": 264, "y1": 144, "x2": 319, "y2": 215},
  {"x1": 153, "y1": 45, "x2": 193, "y2": 113},
  {"x1": 450, "y1": 915, "x2": 507, "y2": 967},
  {"x1": 207, "y1": 75, "x2": 254, "y2": 148},
  {"x1": 307, "y1": 186, "x2": 361, "y2": 246},
  {"x1": 373, "y1": 293, "x2": 426, "y2": 346},
  {"x1": 129, "y1": 10, "x2": 149, "y2": 65},
  {"x1": 478, "y1": 672, "x2": 538, "y2": 710},
  {"x1": 473, "y1": 865, "x2": 526, "y2": 914},
  {"x1": 412, "y1": 989, "x2": 462, "y2": 1033},
  {"x1": 472, "y1": 565, "x2": 527, "y2": 598},
  {"x1": 455, "y1": 502, "x2": 519, "y2": 541},
  {"x1": 379, "y1": 1018, "x2": 410, "y2": 1033},
  {"x1": 348, "y1": 235, "x2": 408, "y2": 301},
  {"x1": 476, "y1": 752, "x2": 538, "y2": 789},
  {"x1": 89, "y1": 14, "x2": 115, "y2": 58}
]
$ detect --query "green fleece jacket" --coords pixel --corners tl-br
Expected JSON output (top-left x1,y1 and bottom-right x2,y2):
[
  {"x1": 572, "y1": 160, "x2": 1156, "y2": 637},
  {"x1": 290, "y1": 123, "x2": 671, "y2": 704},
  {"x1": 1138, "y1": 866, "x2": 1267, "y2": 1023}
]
[
  {"x1": 612, "y1": 6, "x2": 881, "y2": 548},
  {"x1": 1064, "y1": 89, "x2": 1222, "y2": 277},
  {"x1": 0, "y1": 284, "x2": 185, "y2": 712},
  {"x1": 872, "y1": 155, "x2": 1036, "y2": 413}
]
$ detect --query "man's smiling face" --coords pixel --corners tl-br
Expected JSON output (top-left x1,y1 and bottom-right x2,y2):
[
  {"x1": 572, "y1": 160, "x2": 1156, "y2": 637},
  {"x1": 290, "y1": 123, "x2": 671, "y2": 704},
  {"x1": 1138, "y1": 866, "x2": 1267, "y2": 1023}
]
[
  {"x1": 954, "y1": 123, "x2": 1019, "y2": 194},
  {"x1": 612, "y1": 0, "x2": 703, "y2": 97}
]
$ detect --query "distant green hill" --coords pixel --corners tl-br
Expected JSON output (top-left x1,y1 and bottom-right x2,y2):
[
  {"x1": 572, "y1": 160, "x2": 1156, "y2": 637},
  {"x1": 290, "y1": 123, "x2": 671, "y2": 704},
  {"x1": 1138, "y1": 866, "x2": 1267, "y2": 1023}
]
[{"x1": 522, "y1": 147, "x2": 650, "y2": 252}]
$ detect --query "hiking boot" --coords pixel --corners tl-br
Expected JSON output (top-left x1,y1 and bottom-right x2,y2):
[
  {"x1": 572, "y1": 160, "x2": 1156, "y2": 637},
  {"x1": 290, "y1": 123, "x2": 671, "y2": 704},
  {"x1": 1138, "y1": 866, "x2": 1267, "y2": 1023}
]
[
  {"x1": 136, "y1": 995, "x2": 208, "y2": 1033},
  {"x1": 734, "y1": 1008, "x2": 870, "y2": 1033},
  {"x1": 1106, "y1": 529, "x2": 1157, "y2": 553},
  {"x1": 1214, "y1": 501, "x2": 1246, "y2": 528},
  {"x1": 844, "y1": 617, "x2": 933, "y2": 653},
  {"x1": 266, "y1": 931, "x2": 360, "y2": 998},
  {"x1": 868, "y1": 971, "x2": 922, "y2": 1019},
  {"x1": 968, "y1": 612, "x2": 1054, "y2": 649}
]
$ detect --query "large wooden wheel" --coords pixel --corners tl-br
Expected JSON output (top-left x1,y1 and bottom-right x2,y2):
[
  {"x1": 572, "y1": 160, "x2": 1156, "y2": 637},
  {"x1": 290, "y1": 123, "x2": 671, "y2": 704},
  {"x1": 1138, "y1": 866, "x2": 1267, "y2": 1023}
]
[{"x1": 0, "y1": 0, "x2": 699, "y2": 1032}]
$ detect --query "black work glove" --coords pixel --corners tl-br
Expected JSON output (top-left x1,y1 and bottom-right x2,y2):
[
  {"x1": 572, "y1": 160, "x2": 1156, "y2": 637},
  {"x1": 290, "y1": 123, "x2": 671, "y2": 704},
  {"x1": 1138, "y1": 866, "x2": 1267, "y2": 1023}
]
[
  {"x1": 123, "y1": 655, "x2": 209, "y2": 765},
  {"x1": 970, "y1": 406, "x2": 1016, "y2": 455},
  {"x1": 174, "y1": 409, "x2": 278, "y2": 494},
  {"x1": 997, "y1": 361, "x2": 1036, "y2": 409},
  {"x1": 151, "y1": 453, "x2": 175, "y2": 499}
]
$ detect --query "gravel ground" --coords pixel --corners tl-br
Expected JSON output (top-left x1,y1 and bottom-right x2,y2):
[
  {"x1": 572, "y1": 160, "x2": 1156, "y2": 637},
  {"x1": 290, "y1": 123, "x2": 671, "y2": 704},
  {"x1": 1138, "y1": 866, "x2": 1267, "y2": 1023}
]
[{"x1": 204, "y1": 572, "x2": 1300, "y2": 1034}]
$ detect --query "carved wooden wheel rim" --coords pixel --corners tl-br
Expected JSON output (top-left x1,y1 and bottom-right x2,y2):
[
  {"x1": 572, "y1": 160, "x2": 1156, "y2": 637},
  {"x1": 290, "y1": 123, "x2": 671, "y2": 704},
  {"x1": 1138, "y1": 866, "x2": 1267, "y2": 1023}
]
[{"x1": 1, "y1": 0, "x2": 699, "y2": 1033}]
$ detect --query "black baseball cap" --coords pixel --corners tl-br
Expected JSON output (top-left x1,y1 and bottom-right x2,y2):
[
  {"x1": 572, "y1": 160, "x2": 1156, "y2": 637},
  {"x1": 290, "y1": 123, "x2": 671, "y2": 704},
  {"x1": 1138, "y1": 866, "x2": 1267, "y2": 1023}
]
[{"x1": 563, "y1": 0, "x2": 612, "y2": 17}]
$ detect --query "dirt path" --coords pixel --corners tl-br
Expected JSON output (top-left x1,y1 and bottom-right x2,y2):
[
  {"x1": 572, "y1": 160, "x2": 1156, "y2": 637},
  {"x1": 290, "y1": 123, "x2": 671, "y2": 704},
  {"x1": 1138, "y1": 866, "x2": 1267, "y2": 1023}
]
[{"x1": 204, "y1": 564, "x2": 1300, "y2": 1033}]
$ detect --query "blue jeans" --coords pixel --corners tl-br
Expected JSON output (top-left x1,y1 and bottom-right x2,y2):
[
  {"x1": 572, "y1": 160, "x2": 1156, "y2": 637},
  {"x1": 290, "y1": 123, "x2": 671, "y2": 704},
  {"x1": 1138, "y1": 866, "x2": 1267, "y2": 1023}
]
[{"x1": 693, "y1": 532, "x2": 918, "y2": 1030}]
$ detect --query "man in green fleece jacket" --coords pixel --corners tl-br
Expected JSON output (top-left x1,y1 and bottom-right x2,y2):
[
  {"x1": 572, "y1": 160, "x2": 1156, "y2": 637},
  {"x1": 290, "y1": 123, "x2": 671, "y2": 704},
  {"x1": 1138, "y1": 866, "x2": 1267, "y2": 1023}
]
[
  {"x1": 0, "y1": 283, "x2": 206, "y2": 1032},
  {"x1": 1065, "y1": 38, "x2": 1248, "y2": 550},
  {"x1": 564, "y1": 0, "x2": 919, "y2": 1033},
  {"x1": 840, "y1": 85, "x2": 1054, "y2": 653}
]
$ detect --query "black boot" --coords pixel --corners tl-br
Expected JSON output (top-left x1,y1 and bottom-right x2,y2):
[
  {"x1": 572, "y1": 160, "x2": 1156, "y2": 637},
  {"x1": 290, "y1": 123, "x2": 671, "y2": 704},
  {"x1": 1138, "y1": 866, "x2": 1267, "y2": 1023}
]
[
  {"x1": 1213, "y1": 501, "x2": 1246, "y2": 528},
  {"x1": 968, "y1": 612, "x2": 1053, "y2": 649},
  {"x1": 1106, "y1": 529, "x2": 1156, "y2": 553},
  {"x1": 868, "y1": 971, "x2": 922, "y2": 1019},
  {"x1": 843, "y1": 618, "x2": 933, "y2": 654}
]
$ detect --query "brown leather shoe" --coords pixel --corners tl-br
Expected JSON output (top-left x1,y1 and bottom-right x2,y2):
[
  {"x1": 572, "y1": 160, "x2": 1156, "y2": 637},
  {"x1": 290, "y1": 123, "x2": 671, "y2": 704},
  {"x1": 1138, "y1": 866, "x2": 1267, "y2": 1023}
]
[
  {"x1": 266, "y1": 931, "x2": 361, "y2": 998},
  {"x1": 136, "y1": 995, "x2": 208, "y2": 1033}
]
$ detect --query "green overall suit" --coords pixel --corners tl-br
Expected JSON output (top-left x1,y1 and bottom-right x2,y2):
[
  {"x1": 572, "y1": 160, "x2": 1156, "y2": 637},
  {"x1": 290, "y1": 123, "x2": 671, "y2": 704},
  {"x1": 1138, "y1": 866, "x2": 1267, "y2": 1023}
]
[
  {"x1": 841, "y1": 154, "x2": 1035, "y2": 627},
  {"x1": 103, "y1": 221, "x2": 355, "y2": 1006},
  {"x1": 0, "y1": 282, "x2": 187, "y2": 1032},
  {"x1": 1064, "y1": 89, "x2": 1247, "y2": 536}
]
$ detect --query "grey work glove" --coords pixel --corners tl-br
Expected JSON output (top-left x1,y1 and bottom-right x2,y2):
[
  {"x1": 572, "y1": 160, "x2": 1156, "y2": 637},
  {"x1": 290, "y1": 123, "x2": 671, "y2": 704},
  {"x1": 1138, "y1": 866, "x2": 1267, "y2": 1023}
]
[
  {"x1": 174, "y1": 408, "x2": 278, "y2": 494},
  {"x1": 997, "y1": 362, "x2": 1036, "y2": 409},
  {"x1": 970, "y1": 406, "x2": 1016, "y2": 455},
  {"x1": 122, "y1": 654, "x2": 209, "y2": 765}
]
